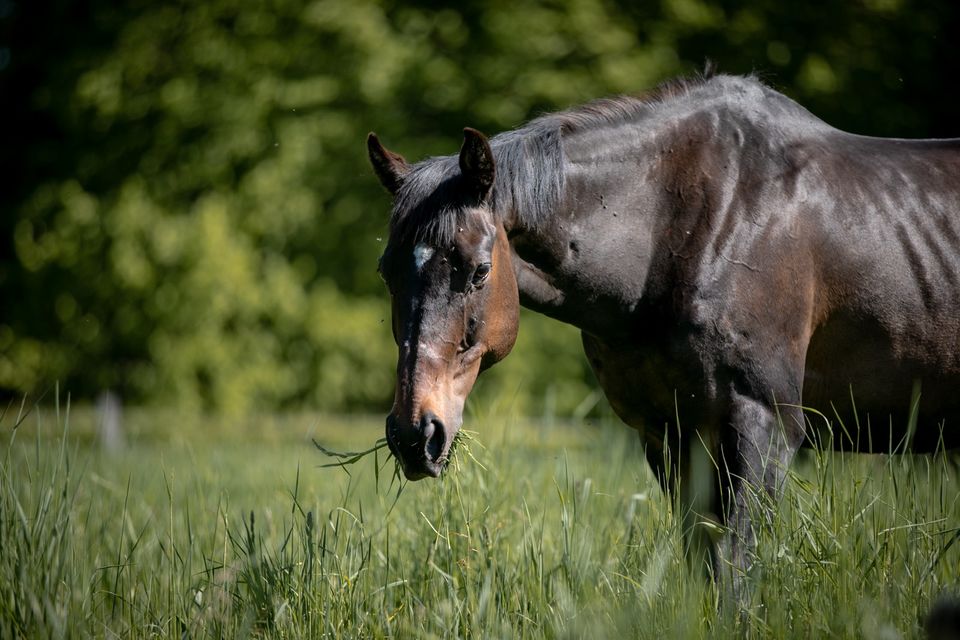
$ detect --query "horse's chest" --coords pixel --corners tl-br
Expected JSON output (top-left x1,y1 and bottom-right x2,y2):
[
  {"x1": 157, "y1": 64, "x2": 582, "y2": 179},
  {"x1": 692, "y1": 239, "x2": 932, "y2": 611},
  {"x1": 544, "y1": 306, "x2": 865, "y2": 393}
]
[{"x1": 581, "y1": 331, "x2": 714, "y2": 433}]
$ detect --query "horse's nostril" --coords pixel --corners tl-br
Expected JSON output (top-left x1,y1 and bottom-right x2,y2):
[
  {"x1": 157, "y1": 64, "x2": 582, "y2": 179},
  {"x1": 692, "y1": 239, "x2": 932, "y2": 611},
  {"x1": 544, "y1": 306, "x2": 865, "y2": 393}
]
[
  {"x1": 426, "y1": 428, "x2": 444, "y2": 462},
  {"x1": 420, "y1": 413, "x2": 446, "y2": 463}
]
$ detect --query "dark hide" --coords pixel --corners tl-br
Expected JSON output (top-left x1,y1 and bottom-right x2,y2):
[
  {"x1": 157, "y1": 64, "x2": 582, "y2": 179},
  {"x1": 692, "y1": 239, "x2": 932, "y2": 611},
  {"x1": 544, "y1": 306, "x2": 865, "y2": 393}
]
[{"x1": 369, "y1": 72, "x2": 960, "y2": 604}]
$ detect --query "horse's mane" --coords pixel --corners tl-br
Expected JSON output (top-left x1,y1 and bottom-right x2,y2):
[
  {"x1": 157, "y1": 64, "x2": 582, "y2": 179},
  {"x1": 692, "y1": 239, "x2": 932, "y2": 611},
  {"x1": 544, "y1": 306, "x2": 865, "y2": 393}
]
[{"x1": 389, "y1": 64, "x2": 729, "y2": 247}]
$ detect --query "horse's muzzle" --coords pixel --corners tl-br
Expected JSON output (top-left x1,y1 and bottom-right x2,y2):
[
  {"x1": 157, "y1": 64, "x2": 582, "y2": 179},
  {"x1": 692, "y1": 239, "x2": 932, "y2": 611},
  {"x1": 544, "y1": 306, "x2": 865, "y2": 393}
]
[{"x1": 385, "y1": 412, "x2": 447, "y2": 480}]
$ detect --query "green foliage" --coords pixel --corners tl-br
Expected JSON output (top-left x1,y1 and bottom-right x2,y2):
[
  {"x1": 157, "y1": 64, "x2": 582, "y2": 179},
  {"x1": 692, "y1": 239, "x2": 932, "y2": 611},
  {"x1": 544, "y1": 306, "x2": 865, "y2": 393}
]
[{"x1": 1, "y1": 0, "x2": 958, "y2": 411}]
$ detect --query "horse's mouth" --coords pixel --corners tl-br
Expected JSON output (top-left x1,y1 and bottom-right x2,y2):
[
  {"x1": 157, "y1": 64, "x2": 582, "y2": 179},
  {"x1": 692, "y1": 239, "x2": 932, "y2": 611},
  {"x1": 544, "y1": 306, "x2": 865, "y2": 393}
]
[
  {"x1": 398, "y1": 455, "x2": 445, "y2": 481},
  {"x1": 385, "y1": 415, "x2": 448, "y2": 480},
  {"x1": 400, "y1": 449, "x2": 447, "y2": 481}
]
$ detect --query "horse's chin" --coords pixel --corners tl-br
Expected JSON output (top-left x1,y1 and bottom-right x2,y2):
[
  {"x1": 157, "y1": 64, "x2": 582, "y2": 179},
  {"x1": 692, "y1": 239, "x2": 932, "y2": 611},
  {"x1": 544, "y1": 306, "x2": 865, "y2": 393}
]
[
  {"x1": 402, "y1": 461, "x2": 443, "y2": 481},
  {"x1": 402, "y1": 437, "x2": 453, "y2": 480}
]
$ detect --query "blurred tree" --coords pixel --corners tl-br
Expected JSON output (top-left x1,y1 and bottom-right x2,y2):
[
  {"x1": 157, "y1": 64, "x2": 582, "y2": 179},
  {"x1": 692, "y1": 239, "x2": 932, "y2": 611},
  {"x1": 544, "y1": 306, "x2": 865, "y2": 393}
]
[{"x1": 0, "y1": 0, "x2": 957, "y2": 414}]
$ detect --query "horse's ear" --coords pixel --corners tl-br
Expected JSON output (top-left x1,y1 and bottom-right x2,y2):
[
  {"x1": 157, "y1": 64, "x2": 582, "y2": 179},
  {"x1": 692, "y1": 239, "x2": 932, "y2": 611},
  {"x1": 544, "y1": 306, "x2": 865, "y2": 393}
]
[
  {"x1": 459, "y1": 127, "x2": 495, "y2": 198},
  {"x1": 367, "y1": 132, "x2": 410, "y2": 195}
]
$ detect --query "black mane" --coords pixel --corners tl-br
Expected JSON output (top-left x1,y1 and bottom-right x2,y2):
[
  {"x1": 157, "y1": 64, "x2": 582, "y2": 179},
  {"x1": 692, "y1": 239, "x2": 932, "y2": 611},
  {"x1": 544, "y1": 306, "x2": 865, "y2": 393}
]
[{"x1": 389, "y1": 67, "x2": 727, "y2": 247}]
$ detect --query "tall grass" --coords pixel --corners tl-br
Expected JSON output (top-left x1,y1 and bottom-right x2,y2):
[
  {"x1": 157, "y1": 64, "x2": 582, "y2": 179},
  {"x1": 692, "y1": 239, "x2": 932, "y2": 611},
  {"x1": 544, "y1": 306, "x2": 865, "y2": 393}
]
[{"x1": 0, "y1": 402, "x2": 957, "y2": 638}]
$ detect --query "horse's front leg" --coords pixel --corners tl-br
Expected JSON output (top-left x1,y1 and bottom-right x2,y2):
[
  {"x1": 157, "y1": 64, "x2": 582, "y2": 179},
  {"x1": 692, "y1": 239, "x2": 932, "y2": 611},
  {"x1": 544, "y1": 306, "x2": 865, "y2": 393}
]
[
  {"x1": 713, "y1": 389, "x2": 805, "y2": 608},
  {"x1": 642, "y1": 421, "x2": 723, "y2": 581}
]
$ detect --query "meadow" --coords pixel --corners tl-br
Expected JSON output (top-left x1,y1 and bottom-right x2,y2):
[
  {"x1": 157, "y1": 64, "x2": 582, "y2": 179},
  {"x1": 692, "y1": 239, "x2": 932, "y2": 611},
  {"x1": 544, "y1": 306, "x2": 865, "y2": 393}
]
[{"x1": 1, "y1": 397, "x2": 958, "y2": 639}]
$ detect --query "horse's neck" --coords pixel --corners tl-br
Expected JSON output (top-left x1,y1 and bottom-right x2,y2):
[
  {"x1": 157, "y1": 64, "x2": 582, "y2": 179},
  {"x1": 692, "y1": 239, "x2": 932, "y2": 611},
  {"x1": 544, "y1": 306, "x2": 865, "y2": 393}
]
[{"x1": 508, "y1": 133, "x2": 673, "y2": 336}]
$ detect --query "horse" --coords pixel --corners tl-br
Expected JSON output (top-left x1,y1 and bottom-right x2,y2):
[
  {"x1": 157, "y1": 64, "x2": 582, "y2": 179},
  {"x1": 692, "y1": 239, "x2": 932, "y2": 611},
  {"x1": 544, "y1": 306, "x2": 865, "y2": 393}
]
[{"x1": 366, "y1": 70, "x2": 960, "y2": 603}]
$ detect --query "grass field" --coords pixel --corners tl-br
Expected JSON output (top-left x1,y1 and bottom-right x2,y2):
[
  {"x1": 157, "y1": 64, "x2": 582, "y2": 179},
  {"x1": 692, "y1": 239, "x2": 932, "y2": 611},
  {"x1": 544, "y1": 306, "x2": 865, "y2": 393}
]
[{"x1": 1, "y1": 398, "x2": 958, "y2": 638}]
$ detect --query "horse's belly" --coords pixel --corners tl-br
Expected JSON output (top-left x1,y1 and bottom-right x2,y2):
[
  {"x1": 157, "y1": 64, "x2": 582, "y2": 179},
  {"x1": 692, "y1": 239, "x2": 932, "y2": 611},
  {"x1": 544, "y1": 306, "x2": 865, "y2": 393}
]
[
  {"x1": 802, "y1": 313, "x2": 960, "y2": 452},
  {"x1": 581, "y1": 331, "x2": 716, "y2": 438}
]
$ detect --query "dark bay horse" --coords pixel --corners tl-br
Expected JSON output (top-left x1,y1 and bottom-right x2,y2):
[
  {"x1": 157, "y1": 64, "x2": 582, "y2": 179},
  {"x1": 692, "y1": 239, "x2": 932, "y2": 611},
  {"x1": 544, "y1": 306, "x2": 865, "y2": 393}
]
[{"x1": 367, "y1": 71, "x2": 960, "y2": 600}]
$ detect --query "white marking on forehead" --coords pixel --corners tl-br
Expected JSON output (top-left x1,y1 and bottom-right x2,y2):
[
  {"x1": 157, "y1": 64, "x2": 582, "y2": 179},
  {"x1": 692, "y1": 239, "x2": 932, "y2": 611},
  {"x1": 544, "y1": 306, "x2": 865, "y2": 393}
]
[
  {"x1": 413, "y1": 242, "x2": 434, "y2": 271},
  {"x1": 417, "y1": 341, "x2": 441, "y2": 360}
]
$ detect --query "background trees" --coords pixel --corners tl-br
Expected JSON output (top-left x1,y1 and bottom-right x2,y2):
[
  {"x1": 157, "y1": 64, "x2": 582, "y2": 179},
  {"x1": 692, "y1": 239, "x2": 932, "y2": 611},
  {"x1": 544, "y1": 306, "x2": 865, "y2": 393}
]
[{"x1": 2, "y1": 0, "x2": 957, "y2": 414}]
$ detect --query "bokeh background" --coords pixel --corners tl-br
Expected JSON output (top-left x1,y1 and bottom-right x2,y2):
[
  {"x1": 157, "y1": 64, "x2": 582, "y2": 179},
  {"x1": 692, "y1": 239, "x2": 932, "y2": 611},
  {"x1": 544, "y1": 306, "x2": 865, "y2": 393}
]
[{"x1": 2, "y1": 0, "x2": 958, "y2": 417}]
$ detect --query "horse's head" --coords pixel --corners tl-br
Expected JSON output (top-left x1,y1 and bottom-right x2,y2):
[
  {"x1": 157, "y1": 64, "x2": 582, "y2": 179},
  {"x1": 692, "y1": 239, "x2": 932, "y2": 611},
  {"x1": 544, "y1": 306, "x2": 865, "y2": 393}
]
[{"x1": 368, "y1": 128, "x2": 520, "y2": 480}]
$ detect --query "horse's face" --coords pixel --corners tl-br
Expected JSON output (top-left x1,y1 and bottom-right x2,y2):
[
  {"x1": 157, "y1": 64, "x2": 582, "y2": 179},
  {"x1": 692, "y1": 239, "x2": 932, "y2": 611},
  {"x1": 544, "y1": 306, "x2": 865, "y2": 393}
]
[{"x1": 368, "y1": 129, "x2": 520, "y2": 480}]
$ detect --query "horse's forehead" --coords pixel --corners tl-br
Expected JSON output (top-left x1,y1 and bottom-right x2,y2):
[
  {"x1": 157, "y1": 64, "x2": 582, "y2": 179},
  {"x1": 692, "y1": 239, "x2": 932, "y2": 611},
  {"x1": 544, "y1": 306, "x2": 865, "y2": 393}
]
[
  {"x1": 383, "y1": 210, "x2": 495, "y2": 275},
  {"x1": 412, "y1": 242, "x2": 435, "y2": 271}
]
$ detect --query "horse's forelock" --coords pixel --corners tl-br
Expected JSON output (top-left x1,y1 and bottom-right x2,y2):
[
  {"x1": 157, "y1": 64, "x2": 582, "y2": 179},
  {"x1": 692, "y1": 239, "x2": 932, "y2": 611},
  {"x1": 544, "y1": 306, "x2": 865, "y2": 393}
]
[
  {"x1": 390, "y1": 156, "x2": 468, "y2": 248},
  {"x1": 388, "y1": 126, "x2": 566, "y2": 248}
]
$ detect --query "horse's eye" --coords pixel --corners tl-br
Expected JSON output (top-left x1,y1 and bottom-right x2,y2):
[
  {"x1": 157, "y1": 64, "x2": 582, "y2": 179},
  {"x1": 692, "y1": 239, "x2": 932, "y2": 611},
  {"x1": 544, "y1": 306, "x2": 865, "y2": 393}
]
[{"x1": 472, "y1": 262, "x2": 491, "y2": 286}]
